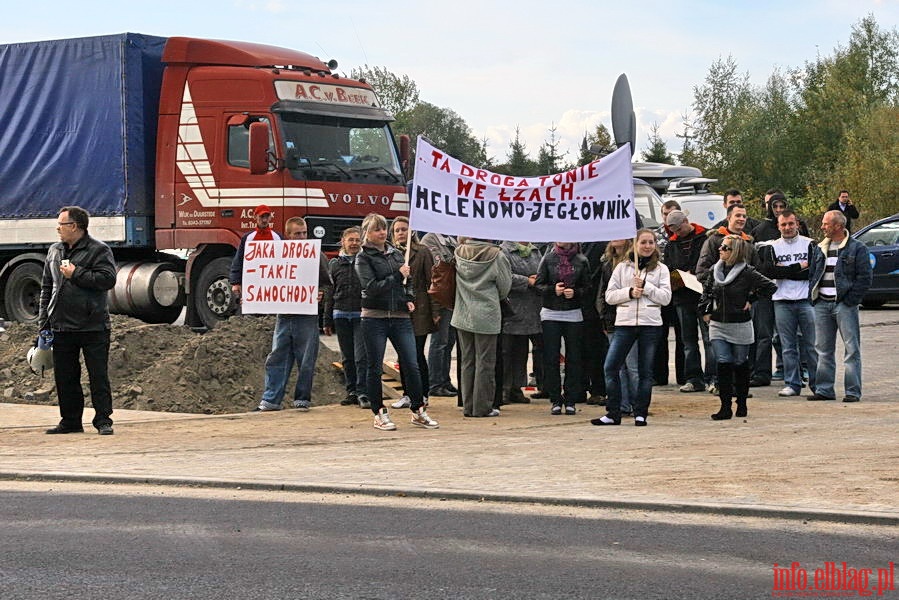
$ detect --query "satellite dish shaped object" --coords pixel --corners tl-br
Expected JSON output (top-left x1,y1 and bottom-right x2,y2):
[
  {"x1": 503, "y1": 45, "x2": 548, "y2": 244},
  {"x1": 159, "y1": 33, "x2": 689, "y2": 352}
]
[{"x1": 611, "y1": 73, "x2": 636, "y2": 157}]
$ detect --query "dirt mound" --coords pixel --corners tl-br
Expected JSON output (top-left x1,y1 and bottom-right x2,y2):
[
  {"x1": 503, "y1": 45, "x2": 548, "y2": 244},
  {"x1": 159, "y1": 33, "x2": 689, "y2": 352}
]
[{"x1": 0, "y1": 315, "x2": 345, "y2": 414}]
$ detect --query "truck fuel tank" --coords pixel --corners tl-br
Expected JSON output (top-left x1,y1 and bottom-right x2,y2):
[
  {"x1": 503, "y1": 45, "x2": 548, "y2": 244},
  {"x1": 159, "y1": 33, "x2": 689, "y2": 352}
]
[{"x1": 108, "y1": 262, "x2": 185, "y2": 324}]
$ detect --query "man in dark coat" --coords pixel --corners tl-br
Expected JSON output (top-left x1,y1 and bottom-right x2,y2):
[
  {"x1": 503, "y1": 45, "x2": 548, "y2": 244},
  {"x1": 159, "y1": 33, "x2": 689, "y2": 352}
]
[{"x1": 40, "y1": 206, "x2": 117, "y2": 435}]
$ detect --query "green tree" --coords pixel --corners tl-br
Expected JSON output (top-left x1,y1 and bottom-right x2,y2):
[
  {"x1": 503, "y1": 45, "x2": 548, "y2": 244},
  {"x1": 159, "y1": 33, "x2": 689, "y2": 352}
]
[
  {"x1": 394, "y1": 101, "x2": 486, "y2": 167},
  {"x1": 349, "y1": 65, "x2": 420, "y2": 117},
  {"x1": 576, "y1": 124, "x2": 613, "y2": 166},
  {"x1": 641, "y1": 122, "x2": 674, "y2": 164},
  {"x1": 536, "y1": 122, "x2": 569, "y2": 174},
  {"x1": 682, "y1": 15, "x2": 899, "y2": 217},
  {"x1": 688, "y1": 54, "x2": 754, "y2": 184},
  {"x1": 790, "y1": 15, "x2": 899, "y2": 204},
  {"x1": 675, "y1": 114, "x2": 699, "y2": 167},
  {"x1": 829, "y1": 105, "x2": 899, "y2": 227},
  {"x1": 493, "y1": 127, "x2": 539, "y2": 176}
]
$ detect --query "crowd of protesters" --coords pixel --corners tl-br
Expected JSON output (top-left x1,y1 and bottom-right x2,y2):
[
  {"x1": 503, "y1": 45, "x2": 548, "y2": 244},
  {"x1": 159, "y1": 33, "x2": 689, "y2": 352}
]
[{"x1": 238, "y1": 187, "x2": 872, "y2": 432}]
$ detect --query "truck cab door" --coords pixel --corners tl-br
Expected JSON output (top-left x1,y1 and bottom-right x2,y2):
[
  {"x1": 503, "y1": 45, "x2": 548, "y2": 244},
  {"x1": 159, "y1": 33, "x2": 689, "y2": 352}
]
[{"x1": 224, "y1": 114, "x2": 284, "y2": 230}]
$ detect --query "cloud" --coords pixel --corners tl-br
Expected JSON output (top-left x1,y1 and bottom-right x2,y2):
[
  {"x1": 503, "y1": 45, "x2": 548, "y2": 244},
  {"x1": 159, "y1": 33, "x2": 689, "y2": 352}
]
[{"x1": 234, "y1": 0, "x2": 287, "y2": 13}]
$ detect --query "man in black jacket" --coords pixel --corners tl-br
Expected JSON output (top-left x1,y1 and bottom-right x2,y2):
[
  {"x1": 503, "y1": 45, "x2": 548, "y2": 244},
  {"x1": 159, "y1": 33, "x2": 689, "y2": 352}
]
[
  {"x1": 39, "y1": 206, "x2": 117, "y2": 435},
  {"x1": 827, "y1": 190, "x2": 859, "y2": 232},
  {"x1": 663, "y1": 210, "x2": 712, "y2": 393}
]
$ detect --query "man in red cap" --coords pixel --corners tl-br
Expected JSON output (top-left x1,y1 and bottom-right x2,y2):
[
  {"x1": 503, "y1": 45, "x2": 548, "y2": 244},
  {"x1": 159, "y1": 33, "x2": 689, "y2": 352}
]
[{"x1": 229, "y1": 204, "x2": 280, "y2": 299}]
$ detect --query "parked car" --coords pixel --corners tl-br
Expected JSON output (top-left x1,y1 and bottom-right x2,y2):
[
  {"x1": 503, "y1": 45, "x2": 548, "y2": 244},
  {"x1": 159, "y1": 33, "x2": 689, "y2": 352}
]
[{"x1": 852, "y1": 213, "x2": 899, "y2": 307}]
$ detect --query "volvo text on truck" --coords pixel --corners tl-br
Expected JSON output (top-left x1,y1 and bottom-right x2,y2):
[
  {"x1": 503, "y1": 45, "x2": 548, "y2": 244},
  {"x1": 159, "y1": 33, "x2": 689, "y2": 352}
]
[{"x1": 0, "y1": 33, "x2": 409, "y2": 329}]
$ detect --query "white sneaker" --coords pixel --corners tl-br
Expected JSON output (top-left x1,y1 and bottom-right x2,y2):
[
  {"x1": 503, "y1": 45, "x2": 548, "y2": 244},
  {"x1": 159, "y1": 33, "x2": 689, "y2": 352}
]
[
  {"x1": 411, "y1": 408, "x2": 439, "y2": 429},
  {"x1": 373, "y1": 408, "x2": 396, "y2": 431},
  {"x1": 778, "y1": 386, "x2": 799, "y2": 397},
  {"x1": 253, "y1": 402, "x2": 282, "y2": 412},
  {"x1": 391, "y1": 395, "x2": 411, "y2": 409}
]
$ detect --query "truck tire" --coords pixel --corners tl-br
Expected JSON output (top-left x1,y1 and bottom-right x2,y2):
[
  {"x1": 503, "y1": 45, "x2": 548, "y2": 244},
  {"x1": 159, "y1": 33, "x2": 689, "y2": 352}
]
[
  {"x1": 4, "y1": 262, "x2": 43, "y2": 323},
  {"x1": 194, "y1": 257, "x2": 236, "y2": 329}
]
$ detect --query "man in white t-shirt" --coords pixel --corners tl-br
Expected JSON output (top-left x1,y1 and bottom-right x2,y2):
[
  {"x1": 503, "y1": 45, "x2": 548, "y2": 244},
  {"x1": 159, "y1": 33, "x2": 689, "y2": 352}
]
[{"x1": 757, "y1": 210, "x2": 817, "y2": 398}]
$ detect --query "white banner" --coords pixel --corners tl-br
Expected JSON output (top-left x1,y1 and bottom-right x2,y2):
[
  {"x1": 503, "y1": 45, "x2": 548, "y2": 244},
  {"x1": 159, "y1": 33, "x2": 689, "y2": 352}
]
[
  {"x1": 241, "y1": 239, "x2": 322, "y2": 314},
  {"x1": 409, "y1": 137, "x2": 636, "y2": 242}
]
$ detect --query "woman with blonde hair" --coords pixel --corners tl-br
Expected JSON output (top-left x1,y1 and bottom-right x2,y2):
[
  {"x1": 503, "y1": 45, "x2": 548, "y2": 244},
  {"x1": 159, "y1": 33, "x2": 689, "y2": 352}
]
[
  {"x1": 593, "y1": 229, "x2": 671, "y2": 427},
  {"x1": 355, "y1": 213, "x2": 438, "y2": 431},
  {"x1": 595, "y1": 238, "x2": 638, "y2": 416},
  {"x1": 699, "y1": 235, "x2": 776, "y2": 420},
  {"x1": 389, "y1": 216, "x2": 439, "y2": 409}
]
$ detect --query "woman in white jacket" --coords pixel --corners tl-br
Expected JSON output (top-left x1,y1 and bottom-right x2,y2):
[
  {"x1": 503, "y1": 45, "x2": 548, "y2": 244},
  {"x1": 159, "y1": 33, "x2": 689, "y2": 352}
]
[{"x1": 592, "y1": 229, "x2": 672, "y2": 426}]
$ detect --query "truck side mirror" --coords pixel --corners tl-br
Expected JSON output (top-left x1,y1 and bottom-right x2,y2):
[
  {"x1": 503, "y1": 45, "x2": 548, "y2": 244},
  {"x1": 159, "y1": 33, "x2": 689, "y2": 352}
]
[
  {"x1": 399, "y1": 134, "x2": 410, "y2": 178},
  {"x1": 249, "y1": 121, "x2": 271, "y2": 175}
]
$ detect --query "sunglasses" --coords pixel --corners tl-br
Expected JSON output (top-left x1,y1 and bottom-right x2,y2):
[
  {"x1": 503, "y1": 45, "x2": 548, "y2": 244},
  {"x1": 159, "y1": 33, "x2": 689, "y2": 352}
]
[{"x1": 719, "y1": 245, "x2": 732, "y2": 252}]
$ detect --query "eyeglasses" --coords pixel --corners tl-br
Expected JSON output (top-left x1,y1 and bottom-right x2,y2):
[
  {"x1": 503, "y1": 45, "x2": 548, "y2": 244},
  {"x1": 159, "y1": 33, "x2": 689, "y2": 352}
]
[
  {"x1": 719, "y1": 245, "x2": 732, "y2": 252},
  {"x1": 56, "y1": 222, "x2": 76, "y2": 227}
]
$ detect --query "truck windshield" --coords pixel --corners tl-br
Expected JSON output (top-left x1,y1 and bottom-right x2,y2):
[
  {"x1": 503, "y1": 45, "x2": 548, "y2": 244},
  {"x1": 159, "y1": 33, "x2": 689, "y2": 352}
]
[{"x1": 278, "y1": 112, "x2": 403, "y2": 184}]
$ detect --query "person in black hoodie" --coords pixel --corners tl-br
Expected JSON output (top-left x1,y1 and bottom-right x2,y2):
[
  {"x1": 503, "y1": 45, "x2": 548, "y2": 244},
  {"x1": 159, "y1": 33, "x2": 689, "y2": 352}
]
[
  {"x1": 752, "y1": 193, "x2": 810, "y2": 242},
  {"x1": 323, "y1": 226, "x2": 368, "y2": 409},
  {"x1": 356, "y1": 213, "x2": 439, "y2": 431}
]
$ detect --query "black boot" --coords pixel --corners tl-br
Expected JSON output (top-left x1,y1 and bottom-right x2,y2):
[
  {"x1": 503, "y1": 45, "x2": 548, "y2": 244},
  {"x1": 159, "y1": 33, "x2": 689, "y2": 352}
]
[
  {"x1": 711, "y1": 362, "x2": 733, "y2": 421},
  {"x1": 734, "y1": 361, "x2": 751, "y2": 417}
]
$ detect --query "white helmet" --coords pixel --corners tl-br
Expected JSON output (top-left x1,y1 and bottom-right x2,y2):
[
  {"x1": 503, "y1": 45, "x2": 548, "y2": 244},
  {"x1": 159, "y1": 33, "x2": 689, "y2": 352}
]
[{"x1": 27, "y1": 346, "x2": 54, "y2": 376}]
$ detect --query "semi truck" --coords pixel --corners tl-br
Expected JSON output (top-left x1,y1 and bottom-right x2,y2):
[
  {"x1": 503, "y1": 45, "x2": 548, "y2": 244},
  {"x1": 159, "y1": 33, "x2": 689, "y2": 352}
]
[{"x1": 0, "y1": 33, "x2": 409, "y2": 329}]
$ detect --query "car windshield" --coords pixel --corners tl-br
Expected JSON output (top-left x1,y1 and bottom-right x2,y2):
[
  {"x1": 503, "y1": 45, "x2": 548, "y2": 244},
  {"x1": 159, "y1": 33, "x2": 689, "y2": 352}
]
[
  {"x1": 857, "y1": 221, "x2": 899, "y2": 247},
  {"x1": 278, "y1": 112, "x2": 403, "y2": 184},
  {"x1": 633, "y1": 182, "x2": 662, "y2": 228}
]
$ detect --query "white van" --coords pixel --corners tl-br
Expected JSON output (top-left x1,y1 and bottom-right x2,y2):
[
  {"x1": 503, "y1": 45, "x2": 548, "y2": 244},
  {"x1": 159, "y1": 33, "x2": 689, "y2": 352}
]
[
  {"x1": 663, "y1": 179, "x2": 725, "y2": 230},
  {"x1": 631, "y1": 163, "x2": 725, "y2": 229},
  {"x1": 633, "y1": 179, "x2": 665, "y2": 228}
]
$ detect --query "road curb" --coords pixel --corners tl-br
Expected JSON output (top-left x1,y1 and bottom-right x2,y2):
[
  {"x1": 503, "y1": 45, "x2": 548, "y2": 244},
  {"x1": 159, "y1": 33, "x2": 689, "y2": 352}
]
[{"x1": 2, "y1": 470, "x2": 897, "y2": 526}]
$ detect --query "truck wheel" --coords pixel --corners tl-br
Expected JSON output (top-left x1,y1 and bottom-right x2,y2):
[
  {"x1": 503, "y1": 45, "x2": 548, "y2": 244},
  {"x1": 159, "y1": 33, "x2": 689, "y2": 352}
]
[
  {"x1": 194, "y1": 257, "x2": 236, "y2": 329},
  {"x1": 4, "y1": 262, "x2": 43, "y2": 323}
]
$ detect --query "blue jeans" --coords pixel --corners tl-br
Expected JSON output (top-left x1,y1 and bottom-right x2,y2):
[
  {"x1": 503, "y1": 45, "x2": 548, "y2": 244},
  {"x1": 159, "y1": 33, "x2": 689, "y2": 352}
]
[
  {"x1": 774, "y1": 300, "x2": 817, "y2": 394},
  {"x1": 710, "y1": 339, "x2": 751, "y2": 365},
  {"x1": 260, "y1": 314, "x2": 319, "y2": 408},
  {"x1": 813, "y1": 300, "x2": 862, "y2": 399},
  {"x1": 427, "y1": 308, "x2": 455, "y2": 393},
  {"x1": 604, "y1": 326, "x2": 662, "y2": 419},
  {"x1": 362, "y1": 317, "x2": 423, "y2": 413},
  {"x1": 541, "y1": 319, "x2": 584, "y2": 406},
  {"x1": 605, "y1": 331, "x2": 637, "y2": 412},
  {"x1": 334, "y1": 316, "x2": 367, "y2": 396},
  {"x1": 675, "y1": 302, "x2": 714, "y2": 387}
]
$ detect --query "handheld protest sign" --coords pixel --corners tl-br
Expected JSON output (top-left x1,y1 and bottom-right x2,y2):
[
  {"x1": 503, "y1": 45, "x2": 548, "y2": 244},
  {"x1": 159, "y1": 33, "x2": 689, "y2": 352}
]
[{"x1": 240, "y1": 239, "x2": 322, "y2": 314}]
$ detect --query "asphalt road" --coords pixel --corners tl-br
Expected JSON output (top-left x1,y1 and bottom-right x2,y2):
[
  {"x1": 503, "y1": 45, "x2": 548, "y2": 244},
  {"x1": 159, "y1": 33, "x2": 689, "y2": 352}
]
[{"x1": 1, "y1": 486, "x2": 896, "y2": 600}]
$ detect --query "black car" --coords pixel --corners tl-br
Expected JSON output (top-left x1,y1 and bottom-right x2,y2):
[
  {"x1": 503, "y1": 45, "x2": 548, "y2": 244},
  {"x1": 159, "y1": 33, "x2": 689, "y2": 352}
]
[{"x1": 852, "y1": 213, "x2": 899, "y2": 307}]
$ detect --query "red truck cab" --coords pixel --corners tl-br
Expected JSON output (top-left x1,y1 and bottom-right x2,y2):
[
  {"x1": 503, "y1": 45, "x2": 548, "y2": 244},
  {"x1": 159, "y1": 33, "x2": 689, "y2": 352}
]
[{"x1": 155, "y1": 38, "x2": 408, "y2": 327}]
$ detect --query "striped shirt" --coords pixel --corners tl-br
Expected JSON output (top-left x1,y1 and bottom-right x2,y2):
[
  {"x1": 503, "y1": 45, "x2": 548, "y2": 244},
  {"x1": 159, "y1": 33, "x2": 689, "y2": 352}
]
[{"x1": 819, "y1": 243, "x2": 838, "y2": 300}]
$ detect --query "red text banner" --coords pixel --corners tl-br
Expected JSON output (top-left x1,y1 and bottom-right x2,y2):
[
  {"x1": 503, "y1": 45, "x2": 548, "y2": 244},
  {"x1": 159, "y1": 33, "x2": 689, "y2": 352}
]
[
  {"x1": 409, "y1": 137, "x2": 636, "y2": 242},
  {"x1": 241, "y1": 239, "x2": 321, "y2": 314}
]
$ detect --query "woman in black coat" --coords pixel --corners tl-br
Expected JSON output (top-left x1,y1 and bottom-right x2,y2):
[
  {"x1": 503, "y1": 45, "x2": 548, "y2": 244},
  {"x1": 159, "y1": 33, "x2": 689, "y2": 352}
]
[{"x1": 699, "y1": 235, "x2": 776, "y2": 420}]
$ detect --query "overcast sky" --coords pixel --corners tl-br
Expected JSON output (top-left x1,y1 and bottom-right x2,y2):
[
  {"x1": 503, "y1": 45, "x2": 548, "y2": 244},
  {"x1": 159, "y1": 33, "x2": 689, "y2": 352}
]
[{"x1": 4, "y1": 1, "x2": 898, "y2": 164}]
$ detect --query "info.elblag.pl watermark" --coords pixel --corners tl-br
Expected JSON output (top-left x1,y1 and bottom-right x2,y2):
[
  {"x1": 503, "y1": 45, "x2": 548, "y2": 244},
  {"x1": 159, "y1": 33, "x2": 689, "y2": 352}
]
[{"x1": 772, "y1": 562, "x2": 895, "y2": 597}]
